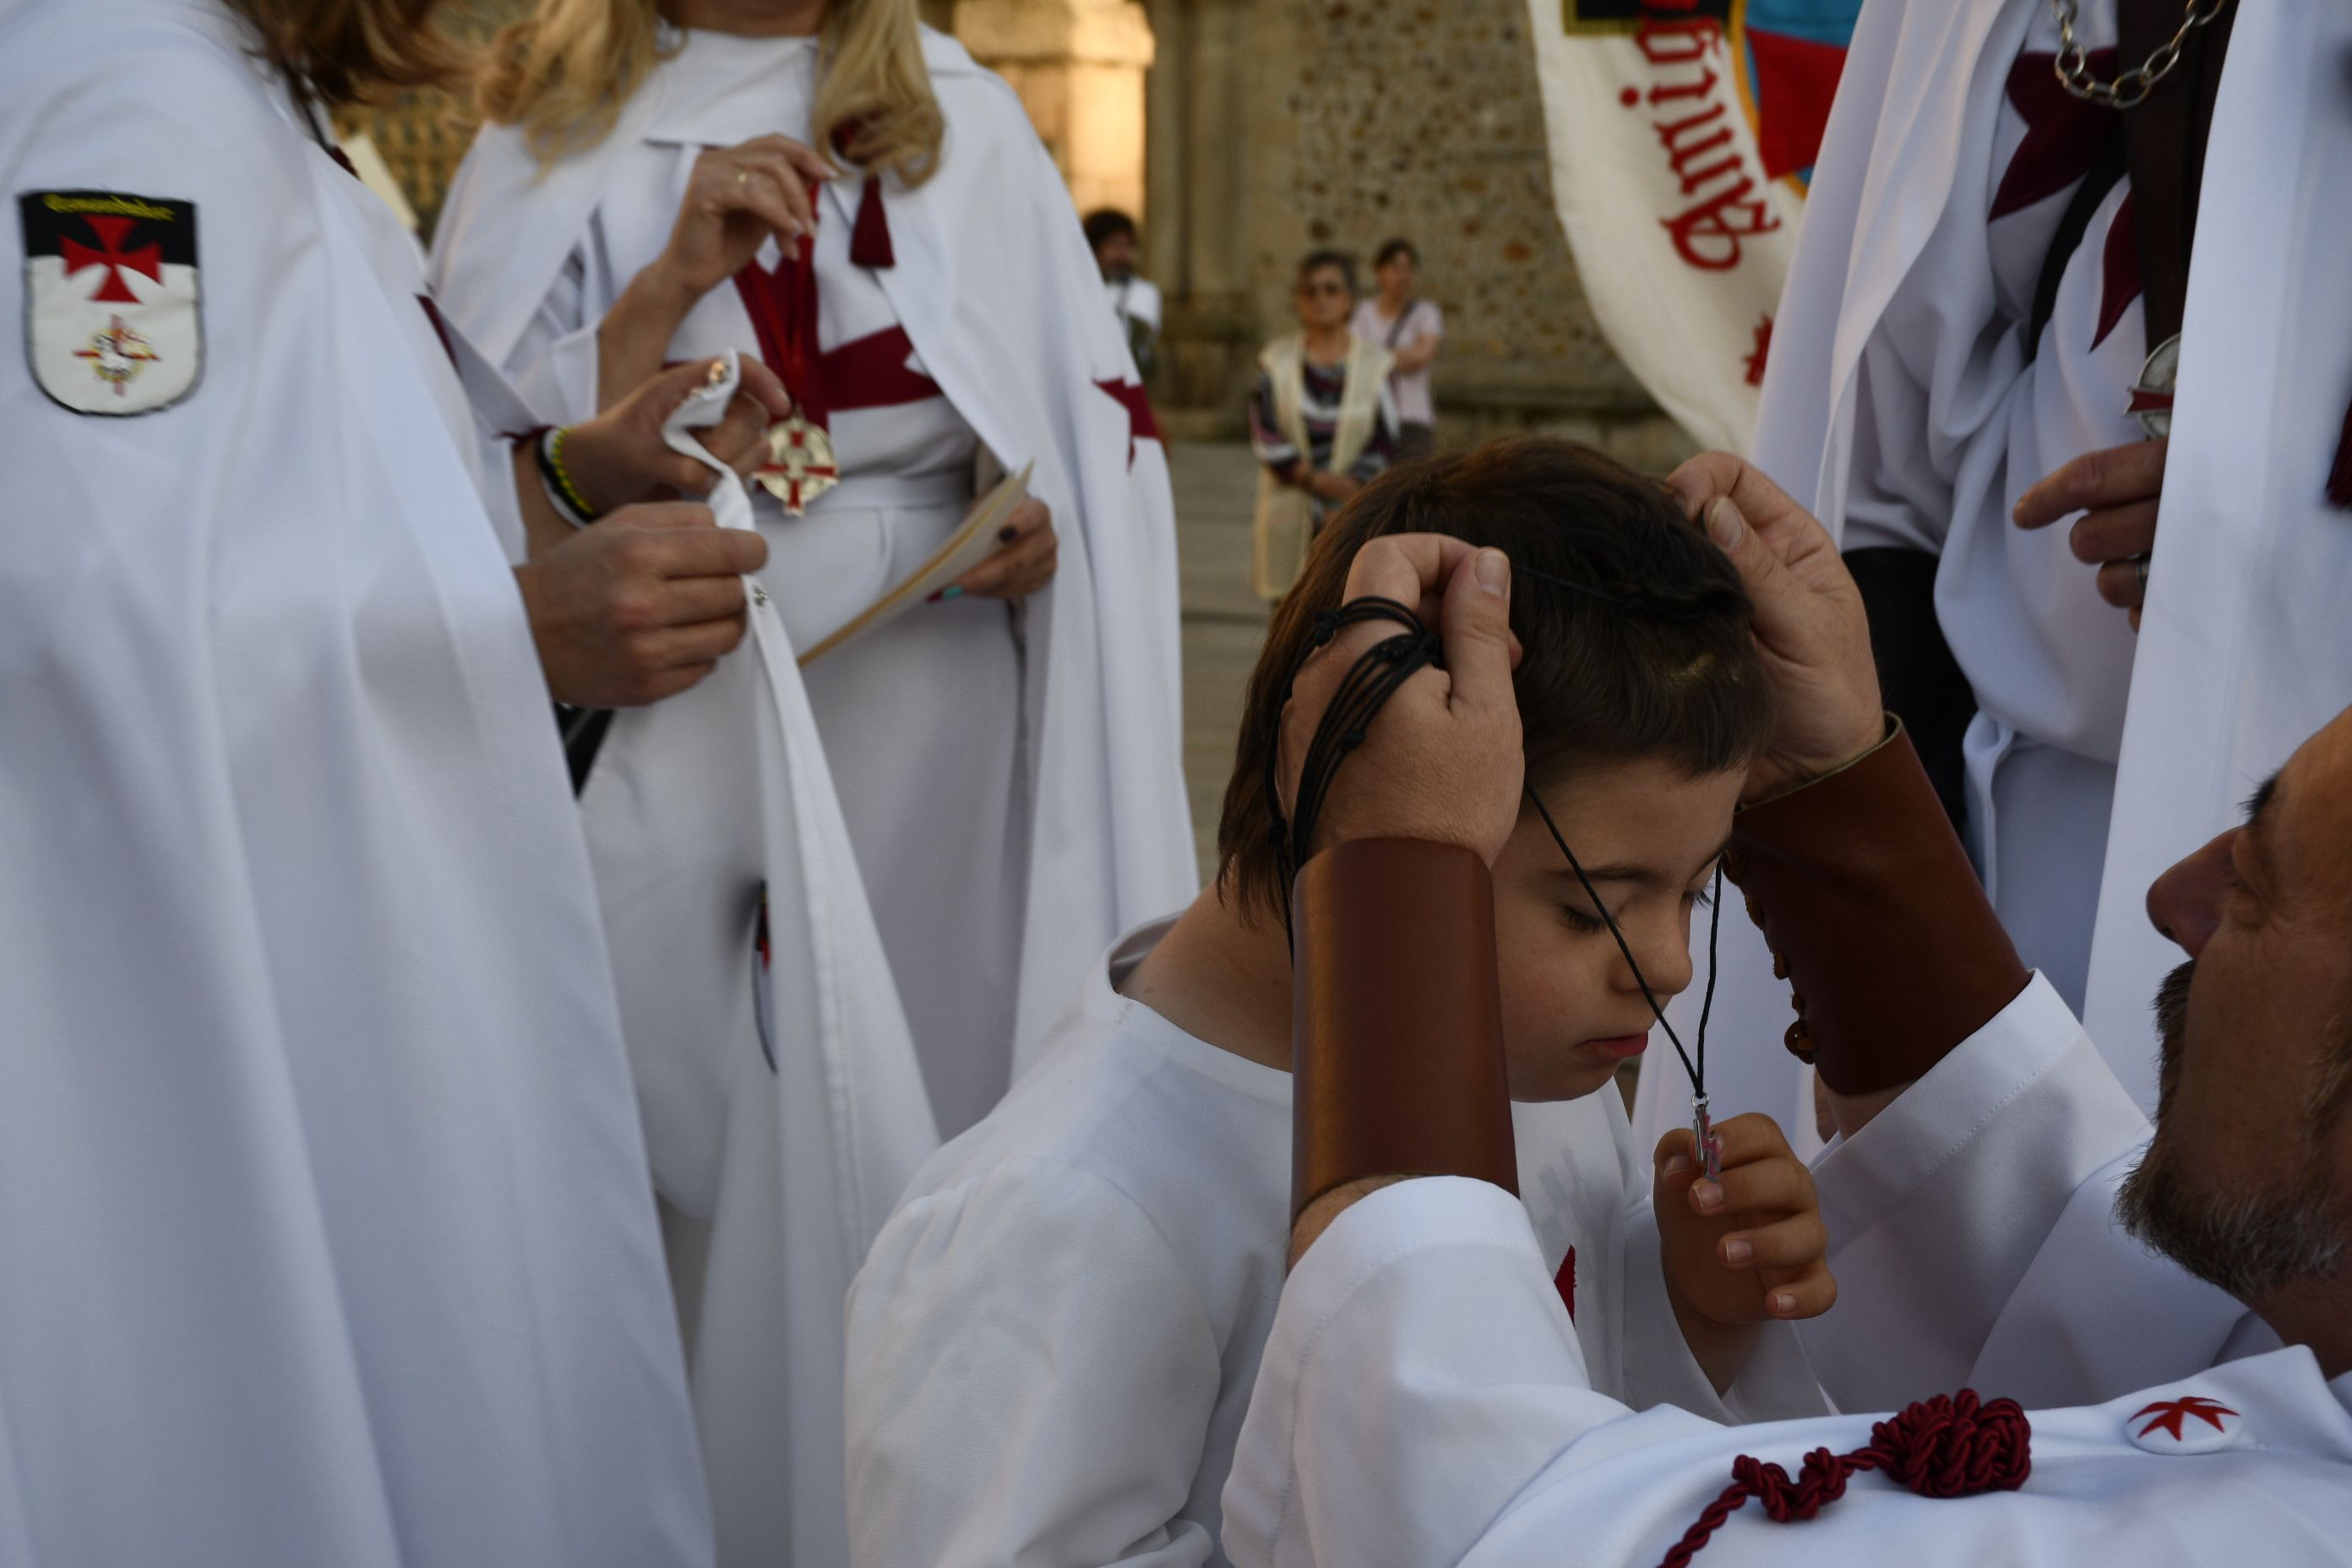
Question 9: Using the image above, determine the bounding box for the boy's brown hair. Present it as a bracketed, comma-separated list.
[1218, 437, 1774, 925]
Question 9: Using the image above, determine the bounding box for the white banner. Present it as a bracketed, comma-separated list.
[1527, 0, 1857, 453]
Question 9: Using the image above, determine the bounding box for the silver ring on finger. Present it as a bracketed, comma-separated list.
[2132, 553, 2151, 594]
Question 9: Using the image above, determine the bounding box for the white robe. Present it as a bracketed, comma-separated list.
[2076, 0, 2352, 1066]
[1224, 1179, 2349, 1568]
[844, 920, 1821, 1568]
[1224, 978, 2304, 1568]
[1639, 0, 2152, 1158]
[429, 25, 1199, 1114]
[0, 3, 709, 1564]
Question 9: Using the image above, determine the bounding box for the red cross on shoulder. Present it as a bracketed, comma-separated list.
[2126, 1393, 2243, 1455]
[1096, 377, 1159, 467]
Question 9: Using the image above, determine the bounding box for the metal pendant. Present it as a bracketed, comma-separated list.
[2128, 332, 2180, 441]
[1692, 1094, 1722, 1182]
[754, 412, 841, 515]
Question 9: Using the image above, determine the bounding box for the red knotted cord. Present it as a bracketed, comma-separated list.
[1656, 1391, 2031, 1568]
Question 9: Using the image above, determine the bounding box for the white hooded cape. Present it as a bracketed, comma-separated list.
[2072, 0, 2352, 1059]
[0, 1, 710, 1563]
[1668, 0, 2352, 1134]
[429, 28, 1199, 1076]
[1638, 0, 2161, 1158]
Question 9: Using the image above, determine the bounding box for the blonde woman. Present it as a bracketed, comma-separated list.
[429, 3, 1195, 1562]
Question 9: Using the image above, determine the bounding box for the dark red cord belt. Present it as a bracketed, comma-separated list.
[1658, 1391, 2032, 1567]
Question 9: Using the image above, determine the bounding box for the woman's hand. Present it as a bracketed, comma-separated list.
[558, 356, 796, 520]
[2012, 436, 2166, 631]
[597, 136, 835, 405]
[651, 135, 835, 301]
[1653, 1113, 1836, 1394]
[949, 496, 1059, 602]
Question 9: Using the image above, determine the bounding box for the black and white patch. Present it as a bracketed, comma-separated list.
[20, 190, 200, 416]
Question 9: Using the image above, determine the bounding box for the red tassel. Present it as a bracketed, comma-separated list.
[825, 118, 894, 270]
[1656, 1391, 2030, 1568]
[850, 173, 894, 270]
[2327, 395, 2352, 509]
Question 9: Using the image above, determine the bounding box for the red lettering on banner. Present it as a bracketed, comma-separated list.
[1654, 105, 1740, 194]
[1620, 6, 1783, 273]
[1636, 19, 1715, 65]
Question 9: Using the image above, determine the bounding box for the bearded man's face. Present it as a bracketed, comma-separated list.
[2121, 712, 2352, 1304]
[2119, 961, 2349, 1294]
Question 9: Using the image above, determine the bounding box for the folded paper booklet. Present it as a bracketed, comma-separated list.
[797, 460, 1034, 667]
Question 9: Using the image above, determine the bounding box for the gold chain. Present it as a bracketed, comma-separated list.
[2052, 0, 2230, 110]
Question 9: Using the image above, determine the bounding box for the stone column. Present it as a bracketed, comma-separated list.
[1141, 0, 1260, 424]
[953, 0, 1156, 221]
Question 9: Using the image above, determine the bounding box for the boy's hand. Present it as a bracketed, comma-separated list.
[1652, 1113, 1835, 1393]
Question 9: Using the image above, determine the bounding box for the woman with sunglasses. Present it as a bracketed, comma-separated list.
[1250, 249, 1401, 600]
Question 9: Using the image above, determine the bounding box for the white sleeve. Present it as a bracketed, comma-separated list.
[846, 1160, 1223, 1568]
[498, 245, 604, 426]
[1800, 974, 2257, 1412]
[1222, 1179, 1717, 1568]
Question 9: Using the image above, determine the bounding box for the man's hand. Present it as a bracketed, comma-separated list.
[515, 502, 769, 707]
[950, 496, 1058, 602]
[1653, 1113, 1835, 1393]
[560, 356, 796, 518]
[2012, 437, 2165, 630]
[1666, 453, 1885, 803]
[1279, 534, 1523, 863]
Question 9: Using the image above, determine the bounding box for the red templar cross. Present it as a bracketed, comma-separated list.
[62, 215, 163, 305]
[2132, 1396, 2238, 1442]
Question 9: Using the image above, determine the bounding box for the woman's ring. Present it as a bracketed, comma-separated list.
[2132, 554, 2151, 594]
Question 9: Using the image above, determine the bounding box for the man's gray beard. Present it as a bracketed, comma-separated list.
[2116, 960, 2348, 1298]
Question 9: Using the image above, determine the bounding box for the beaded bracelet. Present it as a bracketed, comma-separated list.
[535, 426, 603, 527]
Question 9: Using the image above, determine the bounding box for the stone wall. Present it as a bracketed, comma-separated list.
[1145, 0, 1688, 466]
[955, 0, 1154, 220]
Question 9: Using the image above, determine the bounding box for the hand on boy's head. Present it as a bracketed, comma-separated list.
[1282, 533, 1524, 864]
[1652, 1112, 1835, 1329]
[1664, 452, 1886, 803]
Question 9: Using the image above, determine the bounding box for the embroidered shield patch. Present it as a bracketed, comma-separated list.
[20, 190, 199, 416]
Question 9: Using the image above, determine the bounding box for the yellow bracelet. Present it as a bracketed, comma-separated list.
[540, 427, 603, 525]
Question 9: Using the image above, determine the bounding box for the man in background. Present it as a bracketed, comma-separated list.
[1086, 206, 1160, 378]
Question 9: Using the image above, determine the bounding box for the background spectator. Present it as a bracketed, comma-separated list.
[1248, 250, 1397, 599]
[1086, 207, 1161, 378]
[1352, 237, 1444, 459]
